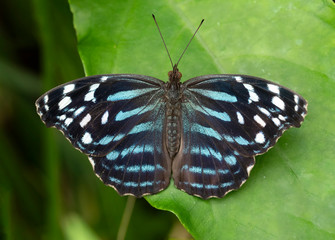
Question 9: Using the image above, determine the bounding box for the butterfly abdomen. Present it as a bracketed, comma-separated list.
[165, 87, 182, 159]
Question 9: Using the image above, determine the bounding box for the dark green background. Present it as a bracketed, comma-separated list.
[1, 0, 335, 239]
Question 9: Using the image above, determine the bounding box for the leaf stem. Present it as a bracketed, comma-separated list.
[117, 197, 136, 240]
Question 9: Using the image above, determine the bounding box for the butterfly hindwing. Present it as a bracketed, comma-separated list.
[173, 98, 255, 198]
[91, 99, 170, 196]
[36, 74, 171, 197]
[172, 75, 307, 198]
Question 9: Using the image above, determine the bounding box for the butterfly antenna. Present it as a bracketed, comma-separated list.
[152, 14, 174, 68]
[176, 19, 204, 67]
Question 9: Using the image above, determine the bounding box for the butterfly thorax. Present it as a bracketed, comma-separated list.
[168, 64, 182, 86]
[165, 65, 183, 159]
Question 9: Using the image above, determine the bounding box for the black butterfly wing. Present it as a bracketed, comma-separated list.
[173, 75, 307, 199]
[36, 74, 171, 197]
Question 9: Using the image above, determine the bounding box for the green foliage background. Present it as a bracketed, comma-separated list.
[1, 0, 335, 239]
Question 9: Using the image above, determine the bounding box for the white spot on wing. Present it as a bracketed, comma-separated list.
[84, 84, 100, 102]
[82, 132, 93, 144]
[235, 76, 243, 82]
[272, 117, 281, 126]
[294, 94, 299, 104]
[64, 118, 73, 126]
[63, 84, 75, 94]
[44, 95, 49, 103]
[90, 83, 100, 91]
[243, 84, 259, 102]
[278, 114, 286, 121]
[250, 92, 259, 102]
[272, 96, 285, 110]
[84, 92, 94, 101]
[59, 114, 66, 121]
[80, 114, 91, 128]
[236, 112, 244, 124]
[74, 106, 86, 117]
[101, 76, 108, 82]
[267, 84, 280, 94]
[101, 111, 109, 125]
[58, 96, 72, 110]
[295, 105, 299, 111]
[258, 106, 271, 117]
[254, 115, 266, 127]
[255, 132, 265, 144]
[243, 83, 253, 91]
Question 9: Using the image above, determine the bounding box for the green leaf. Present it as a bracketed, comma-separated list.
[69, 0, 335, 239]
[62, 214, 100, 240]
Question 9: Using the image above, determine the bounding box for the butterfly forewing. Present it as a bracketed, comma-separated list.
[36, 74, 171, 197]
[184, 75, 307, 154]
[172, 75, 307, 198]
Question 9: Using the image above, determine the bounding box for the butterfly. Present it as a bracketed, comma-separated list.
[35, 15, 307, 199]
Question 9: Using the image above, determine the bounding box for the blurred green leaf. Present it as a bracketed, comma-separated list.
[68, 0, 335, 239]
[0, 58, 40, 95]
[31, 0, 85, 238]
[63, 214, 100, 240]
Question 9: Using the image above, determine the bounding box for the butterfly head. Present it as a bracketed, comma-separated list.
[168, 64, 182, 84]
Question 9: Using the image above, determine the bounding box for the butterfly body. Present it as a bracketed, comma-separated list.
[165, 65, 183, 158]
